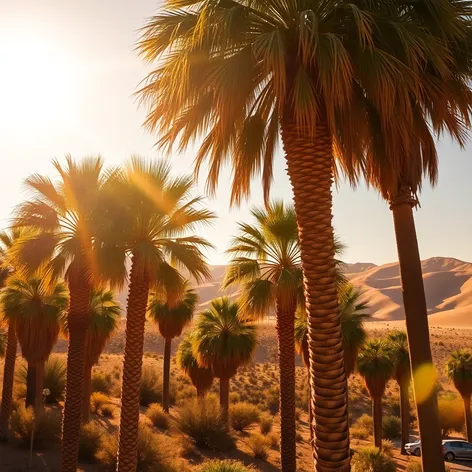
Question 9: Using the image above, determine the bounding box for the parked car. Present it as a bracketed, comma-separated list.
[443, 440, 472, 461]
[405, 440, 421, 456]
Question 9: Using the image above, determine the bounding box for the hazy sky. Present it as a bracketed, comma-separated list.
[1, 0, 471, 266]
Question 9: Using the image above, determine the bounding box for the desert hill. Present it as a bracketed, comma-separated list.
[116, 257, 472, 327]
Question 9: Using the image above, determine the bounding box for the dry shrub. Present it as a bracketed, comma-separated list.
[248, 433, 270, 460]
[259, 414, 273, 435]
[90, 392, 110, 413]
[438, 396, 464, 437]
[405, 464, 422, 472]
[96, 423, 182, 471]
[100, 403, 115, 417]
[177, 397, 235, 451]
[351, 427, 370, 440]
[229, 403, 261, 432]
[10, 405, 61, 447]
[91, 370, 114, 395]
[381, 440, 394, 457]
[267, 432, 279, 450]
[140, 366, 161, 406]
[354, 414, 374, 435]
[199, 460, 259, 471]
[351, 446, 396, 472]
[146, 403, 171, 430]
[79, 422, 104, 462]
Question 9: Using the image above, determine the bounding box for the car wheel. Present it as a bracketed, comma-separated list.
[445, 452, 455, 462]
[414, 448, 421, 457]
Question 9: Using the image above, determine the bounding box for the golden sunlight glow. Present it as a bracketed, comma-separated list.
[0, 33, 75, 129]
[413, 362, 438, 404]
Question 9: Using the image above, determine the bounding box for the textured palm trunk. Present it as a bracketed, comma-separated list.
[219, 376, 230, 427]
[162, 338, 171, 413]
[373, 397, 382, 448]
[275, 297, 297, 472]
[400, 380, 410, 454]
[61, 270, 91, 472]
[0, 325, 17, 440]
[117, 257, 150, 472]
[463, 395, 472, 442]
[390, 194, 445, 472]
[281, 118, 350, 471]
[82, 364, 93, 423]
[26, 364, 37, 408]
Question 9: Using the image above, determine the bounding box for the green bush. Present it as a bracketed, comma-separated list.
[352, 446, 396, 472]
[198, 460, 259, 472]
[382, 416, 401, 439]
[96, 423, 181, 471]
[140, 366, 161, 407]
[177, 397, 235, 451]
[91, 370, 114, 395]
[229, 403, 261, 432]
[79, 422, 104, 462]
[146, 403, 171, 430]
[354, 414, 374, 435]
[259, 414, 273, 435]
[248, 433, 270, 460]
[90, 392, 110, 413]
[10, 405, 61, 447]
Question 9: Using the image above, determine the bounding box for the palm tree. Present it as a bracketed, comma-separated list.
[82, 289, 121, 423]
[387, 331, 411, 454]
[97, 158, 214, 472]
[192, 298, 257, 425]
[12, 156, 110, 472]
[223, 201, 301, 470]
[447, 350, 472, 442]
[135, 4, 468, 469]
[148, 282, 197, 412]
[177, 332, 214, 398]
[357, 339, 395, 448]
[0, 228, 24, 440]
[2, 276, 68, 411]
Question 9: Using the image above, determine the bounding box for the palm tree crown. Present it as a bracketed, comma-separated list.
[387, 330, 411, 384]
[447, 350, 472, 398]
[193, 297, 257, 378]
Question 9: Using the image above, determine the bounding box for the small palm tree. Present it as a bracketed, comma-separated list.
[12, 156, 110, 471]
[148, 282, 197, 412]
[192, 298, 257, 425]
[2, 276, 68, 411]
[387, 331, 411, 454]
[357, 339, 394, 448]
[447, 350, 472, 442]
[177, 333, 213, 398]
[97, 158, 214, 472]
[83, 289, 121, 422]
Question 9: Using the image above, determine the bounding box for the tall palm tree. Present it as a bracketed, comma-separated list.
[387, 331, 411, 454]
[192, 298, 257, 425]
[135, 4, 467, 469]
[82, 289, 121, 422]
[177, 332, 214, 398]
[0, 228, 25, 440]
[148, 282, 197, 412]
[357, 339, 394, 448]
[98, 158, 214, 472]
[223, 201, 301, 471]
[447, 350, 472, 442]
[2, 276, 68, 411]
[11, 156, 110, 471]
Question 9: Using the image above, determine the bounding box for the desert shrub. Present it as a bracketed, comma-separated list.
[354, 414, 374, 435]
[96, 423, 181, 471]
[267, 432, 279, 450]
[177, 397, 235, 451]
[140, 366, 161, 406]
[198, 460, 259, 472]
[146, 403, 171, 430]
[229, 392, 240, 403]
[91, 392, 110, 413]
[43, 356, 67, 402]
[381, 440, 394, 457]
[248, 433, 270, 460]
[10, 405, 61, 447]
[79, 422, 104, 462]
[438, 396, 464, 437]
[229, 403, 261, 432]
[265, 387, 279, 414]
[91, 370, 114, 395]
[382, 416, 401, 439]
[351, 446, 396, 472]
[100, 403, 115, 417]
[405, 464, 422, 472]
[259, 414, 273, 435]
[351, 427, 370, 440]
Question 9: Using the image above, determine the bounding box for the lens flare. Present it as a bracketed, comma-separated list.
[413, 362, 437, 404]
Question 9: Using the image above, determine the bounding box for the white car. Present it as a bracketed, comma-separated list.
[405, 440, 421, 456]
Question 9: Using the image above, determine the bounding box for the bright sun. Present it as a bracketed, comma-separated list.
[0, 34, 75, 129]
